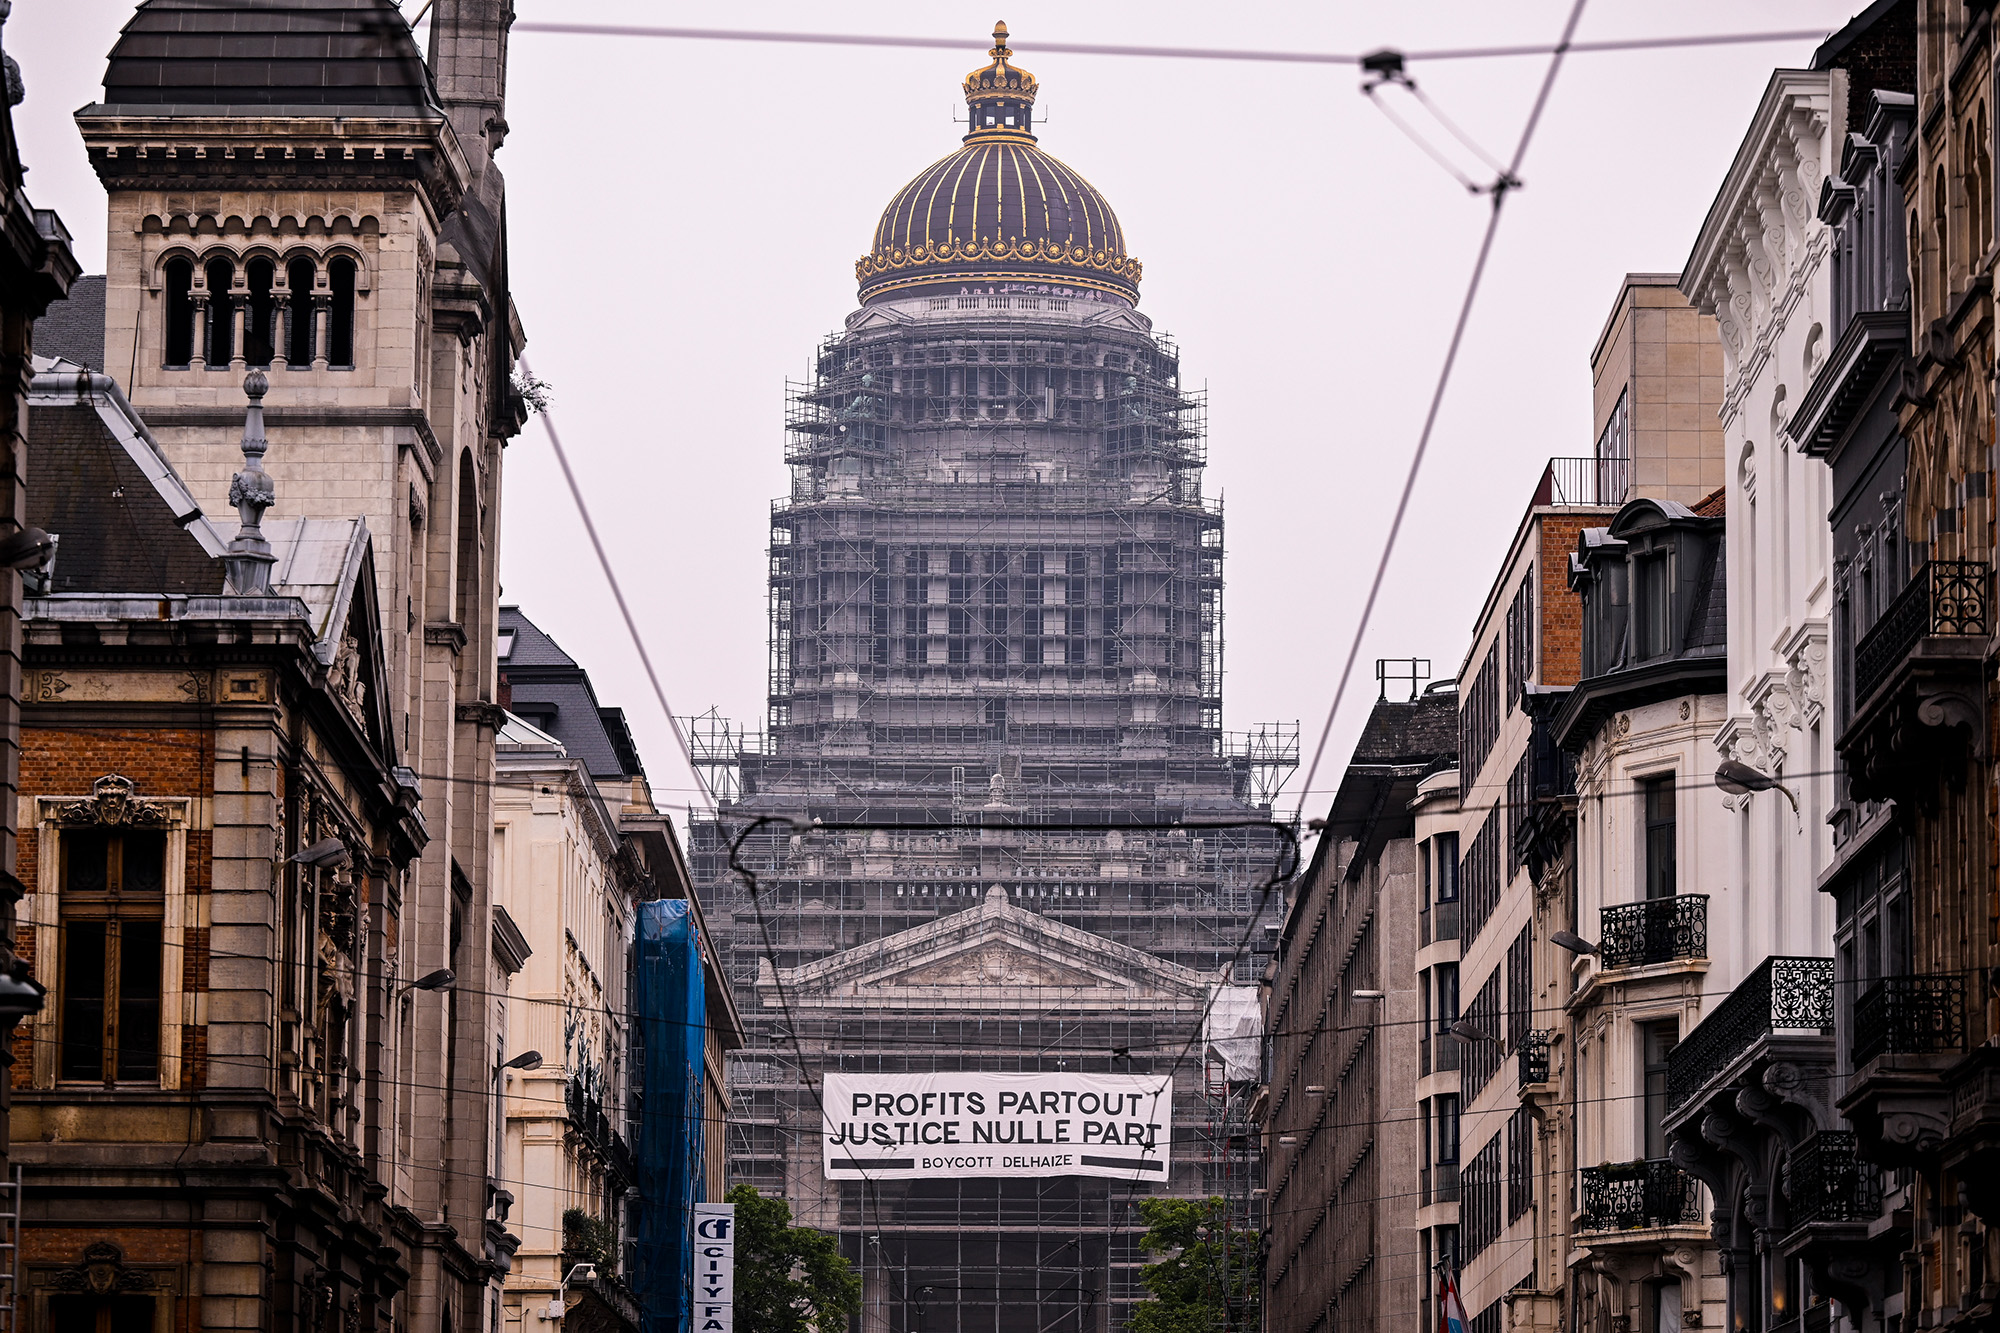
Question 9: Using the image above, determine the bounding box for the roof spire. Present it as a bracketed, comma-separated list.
[962, 18, 1037, 143]
[223, 370, 276, 595]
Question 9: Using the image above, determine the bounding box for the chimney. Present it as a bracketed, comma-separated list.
[426, 0, 514, 178]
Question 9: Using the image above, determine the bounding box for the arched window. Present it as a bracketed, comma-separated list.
[286, 257, 316, 366]
[1974, 105, 1993, 258]
[328, 257, 357, 368]
[455, 451, 479, 626]
[204, 257, 235, 365]
[244, 258, 275, 368]
[1910, 209, 1922, 320]
[163, 258, 194, 367]
[1933, 165, 1949, 310]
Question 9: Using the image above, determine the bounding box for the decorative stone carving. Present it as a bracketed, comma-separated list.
[56, 775, 172, 828]
[327, 625, 368, 719]
[47, 1241, 154, 1294]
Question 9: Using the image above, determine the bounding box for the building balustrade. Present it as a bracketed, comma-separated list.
[1666, 956, 1833, 1112]
[1851, 975, 1967, 1067]
[1598, 894, 1708, 969]
[1851, 559, 1991, 705]
[1518, 1030, 1552, 1087]
[1421, 1162, 1460, 1207]
[1577, 1159, 1703, 1233]
[1784, 1131, 1879, 1228]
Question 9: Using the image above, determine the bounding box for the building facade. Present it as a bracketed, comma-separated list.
[1828, 2, 2000, 1331]
[14, 365, 429, 1331]
[1554, 493, 1730, 1333]
[688, 27, 1294, 1333]
[1664, 14, 1914, 1333]
[27, 1, 529, 1327]
[1261, 675, 1455, 1333]
[0, 9, 78, 1311]
[492, 607, 746, 1331]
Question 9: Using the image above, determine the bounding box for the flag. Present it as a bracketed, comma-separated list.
[1438, 1268, 1468, 1333]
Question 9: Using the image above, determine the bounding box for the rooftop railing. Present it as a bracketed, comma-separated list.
[1534, 455, 1632, 508]
[1666, 956, 1833, 1112]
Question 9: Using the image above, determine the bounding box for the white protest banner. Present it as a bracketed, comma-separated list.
[694, 1202, 735, 1333]
[823, 1072, 1172, 1182]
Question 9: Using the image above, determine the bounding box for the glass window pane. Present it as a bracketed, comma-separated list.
[64, 830, 112, 894]
[116, 919, 163, 1081]
[61, 921, 108, 1081]
[120, 833, 167, 896]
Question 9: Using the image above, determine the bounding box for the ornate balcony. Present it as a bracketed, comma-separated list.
[1838, 976, 1969, 1172]
[1840, 559, 1991, 803]
[1518, 1030, 1552, 1088]
[1784, 1131, 1879, 1227]
[1666, 956, 1832, 1117]
[1598, 895, 1707, 970]
[1577, 1159, 1703, 1233]
[1851, 975, 1966, 1067]
[1852, 560, 1990, 703]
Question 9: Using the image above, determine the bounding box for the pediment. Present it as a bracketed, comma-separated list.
[760, 884, 1213, 1013]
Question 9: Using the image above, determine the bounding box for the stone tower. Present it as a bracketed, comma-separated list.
[693, 26, 1295, 1333]
[75, 1, 522, 1327]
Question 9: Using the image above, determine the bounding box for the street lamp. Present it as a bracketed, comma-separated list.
[1715, 760, 1799, 811]
[1551, 931, 1599, 956]
[399, 967, 455, 996]
[540, 1263, 597, 1322]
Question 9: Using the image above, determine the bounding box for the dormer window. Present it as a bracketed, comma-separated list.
[1635, 551, 1670, 659]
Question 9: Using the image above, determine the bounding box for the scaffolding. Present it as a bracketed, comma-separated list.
[691, 294, 1292, 1333]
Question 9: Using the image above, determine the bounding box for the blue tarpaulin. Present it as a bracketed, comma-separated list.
[634, 899, 707, 1333]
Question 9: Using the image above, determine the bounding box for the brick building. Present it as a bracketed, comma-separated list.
[13, 365, 428, 1330]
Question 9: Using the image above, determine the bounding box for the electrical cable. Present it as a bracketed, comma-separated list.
[1297, 0, 1588, 811]
[524, 361, 716, 814]
[502, 20, 1835, 69]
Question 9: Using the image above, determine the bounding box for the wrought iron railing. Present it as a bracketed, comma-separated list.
[1534, 455, 1632, 508]
[1518, 1030, 1553, 1086]
[1851, 974, 1967, 1067]
[1577, 1159, 1703, 1232]
[1429, 1033, 1460, 1074]
[1785, 1131, 1880, 1227]
[1851, 559, 1992, 704]
[1666, 956, 1833, 1111]
[1598, 895, 1708, 969]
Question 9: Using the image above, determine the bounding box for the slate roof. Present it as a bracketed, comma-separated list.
[498, 606, 645, 781]
[97, 0, 440, 116]
[34, 275, 105, 371]
[26, 402, 223, 596]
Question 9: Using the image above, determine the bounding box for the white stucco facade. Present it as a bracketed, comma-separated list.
[1681, 68, 1842, 981]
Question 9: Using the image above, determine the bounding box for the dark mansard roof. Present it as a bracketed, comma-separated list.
[98, 0, 440, 116]
[498, 606, 646, 781]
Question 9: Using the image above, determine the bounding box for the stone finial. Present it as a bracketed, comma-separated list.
[223, 370, 276, 595]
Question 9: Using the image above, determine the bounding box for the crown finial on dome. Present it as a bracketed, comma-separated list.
[963, 18, 1037, 143]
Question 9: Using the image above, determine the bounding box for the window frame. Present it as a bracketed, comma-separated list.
[30, 784, 192, 1092]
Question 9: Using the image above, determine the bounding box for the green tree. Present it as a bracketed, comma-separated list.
[727, 1184, 862, 1333]
[1127, 1197, 1260, 1333]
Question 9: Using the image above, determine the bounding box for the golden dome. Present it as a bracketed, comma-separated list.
[855, 22, 1142, 306]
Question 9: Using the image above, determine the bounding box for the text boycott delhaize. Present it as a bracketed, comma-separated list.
[822, 1072, 1172, 1182]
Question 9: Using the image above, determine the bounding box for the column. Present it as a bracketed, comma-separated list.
[192, 295, 210, 372]
[312, 295, 330, 370]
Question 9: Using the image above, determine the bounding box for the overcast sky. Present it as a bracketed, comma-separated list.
[10, 1, 1863, 817]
